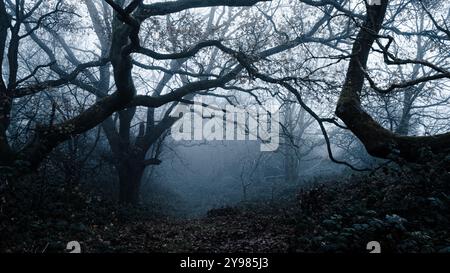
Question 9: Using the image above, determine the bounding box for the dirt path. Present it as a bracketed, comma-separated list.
[82, 212, 295, 253]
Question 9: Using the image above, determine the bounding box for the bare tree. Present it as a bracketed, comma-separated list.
[0, 0, 272, 178]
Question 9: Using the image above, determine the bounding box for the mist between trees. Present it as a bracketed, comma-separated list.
[0, 0, 450, 211]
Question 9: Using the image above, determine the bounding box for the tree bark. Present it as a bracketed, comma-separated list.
[0, 0, 13, 166]
[335, 0, 450, 163]
[117, 156, 145, 205]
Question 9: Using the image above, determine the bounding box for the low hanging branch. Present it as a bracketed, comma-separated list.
[335, 0, 450, 163]
[253, 74, 370, 172]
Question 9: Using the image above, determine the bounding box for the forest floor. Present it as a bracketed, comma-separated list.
[1, 160, 450, 253]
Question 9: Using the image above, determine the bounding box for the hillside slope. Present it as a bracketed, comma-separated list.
[1, 161, 449, 253]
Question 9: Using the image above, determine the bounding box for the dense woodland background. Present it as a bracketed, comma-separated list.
[0, 0, 450, 253]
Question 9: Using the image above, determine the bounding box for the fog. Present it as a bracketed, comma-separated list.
[142, 137, 347, 217]
[1, 0, 450, 254]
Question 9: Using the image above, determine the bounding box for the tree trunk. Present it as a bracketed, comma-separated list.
[335, 1, 450, 163]
[284, 151, 298, 183]
[395, 88, 413, 136]
[117, 158, 145, 205]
